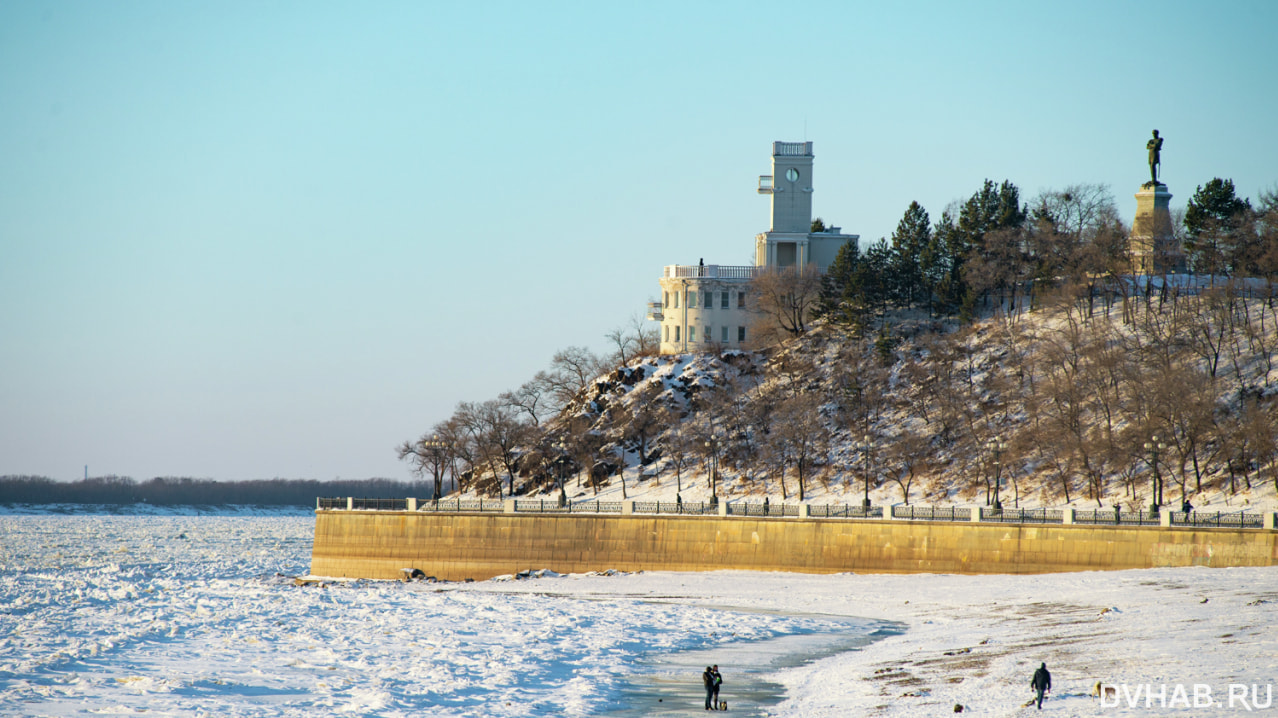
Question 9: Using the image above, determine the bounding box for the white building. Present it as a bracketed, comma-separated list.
[648, 141, 859, 354]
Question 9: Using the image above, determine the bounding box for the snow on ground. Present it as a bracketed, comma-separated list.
[2, 513, 1276, 716]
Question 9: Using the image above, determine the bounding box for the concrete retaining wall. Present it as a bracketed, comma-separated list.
[310, 511, 1278, 581]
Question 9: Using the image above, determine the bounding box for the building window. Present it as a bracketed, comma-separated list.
[674, 325, 680, 342]
[674, 292, 679, 308]
[664, 325, 669, 342]
[721, 326, 728, 342]
[738, 326, 746, 342]
[721, 291, 729, 309]
[663, 291, 668, 308]
[737, 291, 746, 308]
[705, 326, 711, 343]
[688, 291, 697, 309]
[689, 326, 696, 342]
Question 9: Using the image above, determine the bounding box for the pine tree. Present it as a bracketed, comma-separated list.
[1184, 178, 1253, 276]
[816, 240, 867, 333]
[889, 201, 931, 308]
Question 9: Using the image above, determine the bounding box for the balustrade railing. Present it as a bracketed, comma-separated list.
[663, 265, 762, 280]
[315, 498, 1273, 530]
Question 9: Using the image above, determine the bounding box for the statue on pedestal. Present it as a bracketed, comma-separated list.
[1145, 130, 1164, 188]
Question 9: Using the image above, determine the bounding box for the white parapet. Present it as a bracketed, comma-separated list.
[798, 504, 810, 519]
[504, 499, 516, 514]
[972, 507, 983, 522]
[622, 500, 634, 516]
[407, 497, 417, 512]
[1062, 508, 1075, 525]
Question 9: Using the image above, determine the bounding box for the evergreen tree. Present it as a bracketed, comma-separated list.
[862, 238, 894, 318]
[1184, 178, 1253, 276]
[956, 180, 1027, 312]
[816, 240, 868, 333]
[922, 210, 961, 314]
[889, 201, 931, 308]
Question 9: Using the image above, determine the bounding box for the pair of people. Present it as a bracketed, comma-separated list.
[702, 664, 722, 710]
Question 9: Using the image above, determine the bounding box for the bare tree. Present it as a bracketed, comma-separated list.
[499, 376, 556, 427]
[748, 264, 824, 344]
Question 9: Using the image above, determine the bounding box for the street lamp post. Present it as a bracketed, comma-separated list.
[422, 436, 447, 504]
[856, 435, 873, 509]
[704, 438, 718, 504]
[554, 441, 568, 507]
[1143, 435, 1167, 514]
[986, 438, 1006, 511]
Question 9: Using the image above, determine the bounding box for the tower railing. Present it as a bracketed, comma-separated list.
[772, 141, 813, 156]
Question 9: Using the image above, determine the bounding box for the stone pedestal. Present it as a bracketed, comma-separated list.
[1131, 184, 1180, 274]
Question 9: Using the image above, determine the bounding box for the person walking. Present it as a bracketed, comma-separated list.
[1031, 662, 1052, 709]
[711, 664, 723, 709]
[703, 666, 715, 710]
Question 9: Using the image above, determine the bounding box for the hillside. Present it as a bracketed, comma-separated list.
[480, 280, 1278, 515]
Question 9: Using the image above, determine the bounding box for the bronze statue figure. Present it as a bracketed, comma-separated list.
[1146, 130, 1164, 187]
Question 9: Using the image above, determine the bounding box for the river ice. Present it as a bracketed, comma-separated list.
[2, 513, 1276, 716]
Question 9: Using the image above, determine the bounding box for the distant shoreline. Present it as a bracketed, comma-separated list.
[0, 503, 315, 516]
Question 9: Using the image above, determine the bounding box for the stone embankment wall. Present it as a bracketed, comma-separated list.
[310, 510, 1278, 581]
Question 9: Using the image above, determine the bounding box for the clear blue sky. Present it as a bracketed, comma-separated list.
[3, 1, 1276, 482]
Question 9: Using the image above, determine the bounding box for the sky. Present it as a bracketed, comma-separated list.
[2, 1, 1277, 482]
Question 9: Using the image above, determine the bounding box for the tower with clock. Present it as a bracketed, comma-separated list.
[646, 141, 859, 354]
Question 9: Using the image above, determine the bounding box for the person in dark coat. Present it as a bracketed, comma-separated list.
[711, 664, 723, 708]
[1031, 662, 1052, 709]
[703, 666, 715, 710]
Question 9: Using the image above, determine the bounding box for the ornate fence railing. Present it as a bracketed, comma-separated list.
[807, 504, 883, 519]
[1170, 511, 1263, 529]
[1073, 509, 1161, 526]
[980, 508, 1065, 524]
[315, 498, 1275, 530]
[891, 505, 972, 522]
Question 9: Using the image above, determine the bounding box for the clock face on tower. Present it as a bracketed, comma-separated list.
[785, 168, 799, 182]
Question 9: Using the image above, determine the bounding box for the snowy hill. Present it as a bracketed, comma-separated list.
[446, 285, 1278, 515]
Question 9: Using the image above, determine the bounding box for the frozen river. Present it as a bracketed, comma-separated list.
[3, 512, 1276, 716]
[0, 514, 887, 716]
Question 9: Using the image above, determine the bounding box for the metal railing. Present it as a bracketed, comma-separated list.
[1171, 511, 1263, 529]
[634, 500, 716, 515]
[808, 504, 883, 519]
[892, 505, 972, 522]
[316, 498, 1273, 530]
[351, 497, 408, 511]
[726, 502, 797, 517]
[419, 498, 503, 513]
[981, 508, 1064, 524]
[1073, 509, 1161, 526]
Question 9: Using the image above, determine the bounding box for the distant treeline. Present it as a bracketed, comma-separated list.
[0, 475, 434, 507]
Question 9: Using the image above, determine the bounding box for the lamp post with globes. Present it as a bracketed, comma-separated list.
[1143, 435, 1167, 514]
[986, 438, 1006, 511]
[704, 437, 719, 505]
[554, 441, 568, 507]
[856, 435, 874, 509]
[422, 436, 448, 504]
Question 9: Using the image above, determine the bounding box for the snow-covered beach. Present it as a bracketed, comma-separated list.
[2, 513, 1275, 716]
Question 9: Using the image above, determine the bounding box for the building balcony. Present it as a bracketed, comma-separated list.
[646, 302, 663, 321]
[663, 265, 761, 280]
